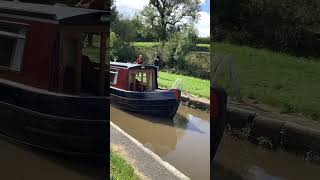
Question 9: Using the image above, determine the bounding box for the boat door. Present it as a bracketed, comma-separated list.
[128, 69, 156, 92]
[57, 27, 108, 96]
[59, 32, 82, 94]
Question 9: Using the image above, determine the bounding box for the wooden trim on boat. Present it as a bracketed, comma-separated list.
[75, 39, 82, 95]
[99, 32, 107, 95]
[58, 31, 64, 92]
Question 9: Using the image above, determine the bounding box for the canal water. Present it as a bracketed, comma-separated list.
[0, 136, 106, 180]
[111, 105, 211, 180]
[214, 135, 320, 180]
[112, 104, 320, 180]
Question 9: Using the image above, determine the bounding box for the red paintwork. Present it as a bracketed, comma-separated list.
[0, 16, 58, 90]
[211, 89, 218, 118]
[171, 89, 181, 100]
[111, 67, 129, 90]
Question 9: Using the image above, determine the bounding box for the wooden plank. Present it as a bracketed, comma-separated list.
[141, 72, 143, 91]
[146, 71, 150, 91]
[133, 73, 136, 91]
[58, 32, 64, 92]
[99, 32, 107, 95]
[105, 27, 110, 95]
[74, 39, 82, 94]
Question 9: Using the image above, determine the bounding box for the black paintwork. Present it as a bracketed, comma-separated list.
[0, 1, 109, 25]
[0, 78, 108, 158]
[110, 87, 180, 119]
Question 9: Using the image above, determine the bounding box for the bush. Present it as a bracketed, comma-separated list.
[184, 52, 210, 79]
[161, 26, 198, 70]
[196, 37, 210, 44]
[110, 32, 137, 62]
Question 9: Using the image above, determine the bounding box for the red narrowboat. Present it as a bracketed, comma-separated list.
[0, 2, 109, 158]
[211, 84, 227, 160]
[110, 62, 181, 118]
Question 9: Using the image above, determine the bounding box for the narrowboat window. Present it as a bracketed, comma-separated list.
[110, 69, 118, 85]
[81, 34, 102, 63]
[129, 70, 155, 92]
[0, 23, 26, 72]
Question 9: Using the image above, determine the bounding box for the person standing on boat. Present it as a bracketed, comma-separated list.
[75, 0, 105, 47]
[134, 55, 143, 64]
[153, 55, 161, 70]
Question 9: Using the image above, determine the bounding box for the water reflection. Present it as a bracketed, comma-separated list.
[215, 135, 320, 180]
[111, 107, 178, 156]
[212, 161, 244, 180]
[0, 135, 105, 180]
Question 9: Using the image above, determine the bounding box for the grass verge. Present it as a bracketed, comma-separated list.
[158, 71, 210, 99]
[110, 149, 140, 180]
[212, 42, 320, 120]
[131, 41, 209, 49]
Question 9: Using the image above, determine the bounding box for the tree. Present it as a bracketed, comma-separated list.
[112, 18, 137, 42]
[139, 0, 201, 41]
[161, 25, 198, 68]
[110, 0, 119, 25]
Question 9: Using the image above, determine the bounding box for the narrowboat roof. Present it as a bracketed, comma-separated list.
[0, 1, 110, 25]
[110, 62, 156, 70]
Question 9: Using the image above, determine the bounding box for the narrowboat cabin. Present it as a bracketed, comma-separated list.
[0, 2, 109, 158]
[211, 84, 227, 160]
[110, 62, 181, 118]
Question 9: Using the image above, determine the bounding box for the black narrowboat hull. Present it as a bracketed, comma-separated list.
[0, 79, 108, 159]
[110, 87, 180, 118]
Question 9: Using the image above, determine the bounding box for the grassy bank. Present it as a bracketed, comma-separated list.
[158, 71, 210, 99]
[212, 42, 320, 120]
[131, 41, 209, 49]
[110, 149, 140, 180]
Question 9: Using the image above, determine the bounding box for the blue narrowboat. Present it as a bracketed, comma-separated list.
[110, 62, 181, 118]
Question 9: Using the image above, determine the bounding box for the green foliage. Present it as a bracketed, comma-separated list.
[184, 52, 210, 79]
[196, 37, 210, 44]
[127, 27, 210, 80]
[132, 13, 160, 41]
[112, 18, 137, 42]
[213, 0, 320, 57]
[110, 149, 140, 180]
[161, 26, 198, 69]
[110, 17, 141, 62]
[139, 0, 201, 40]
[213, 42, 320, 120]
[110, 32, 137, 62]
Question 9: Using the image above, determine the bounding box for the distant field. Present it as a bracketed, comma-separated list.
[213, 42, 320, 120]
[110, 149, 140, 180]
[197, 44, 210, 47]
[131, 42, 159, 47]
[158, 71, 210, 99]
[131, 42, 210, 49]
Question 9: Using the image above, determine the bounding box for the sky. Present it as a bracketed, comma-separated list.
[115, 0, 210, 37]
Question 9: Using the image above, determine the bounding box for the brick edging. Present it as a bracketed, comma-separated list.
[227, 105, 320, 155]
